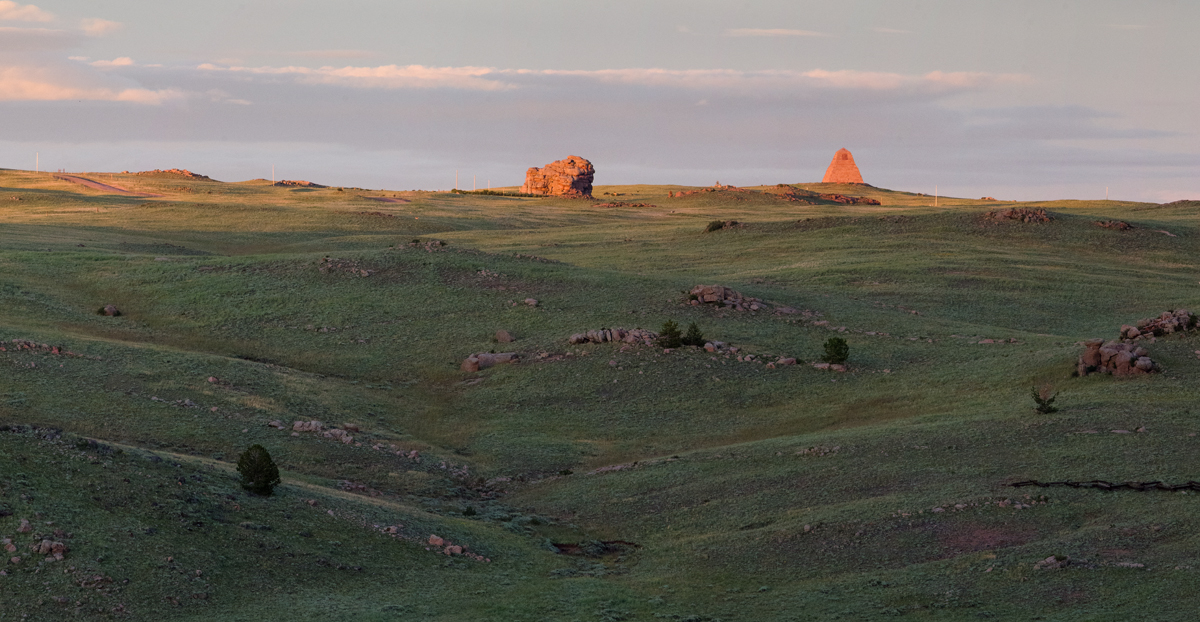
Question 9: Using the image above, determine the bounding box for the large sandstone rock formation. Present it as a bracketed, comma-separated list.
[520, 156, 594, 197]
[1077, 339, 1158, 377]
[821, 148, 864, 184]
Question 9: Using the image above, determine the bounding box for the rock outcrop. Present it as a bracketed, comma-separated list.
[1120, 309, 1197, 341]
[1077, 339, 1159, 377]
[520, 156, 594, 197]
[821, 148, 865, 184]
[568, 328, 658, 345]
[985, 208, 1051, 223]
[460, 352, 518, 372]
[689, 285, 767, 312]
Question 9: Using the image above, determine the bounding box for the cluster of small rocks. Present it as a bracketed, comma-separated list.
[317, 257, 374, 277]
[98, 304, 121, 316]
[461, 352, 518, 372]
[1077, 339, 1159, 377]
[568, 328, 658, 345]
[985, 207, 1052, 223]
[593, 202, 655, 208]
[409, 239, 448, 252]
[273, 179, 326, 187]
[281, 420, 358, 444]
[689, 285, 768, 312]
[426, 534, 488, 562]
[1095, 220, 1134, 231]
[1120, 309, 1197, 341]
[4, 521, 69, 566]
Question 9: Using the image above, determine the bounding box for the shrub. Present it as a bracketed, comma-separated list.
[705, 220, 725, 233]
[822, 337, 849, 364]
[681, 322, 706, 347]
[237, 444, 280, 496]
[658, 320, 683, 348]
[1031, 386, 1058, 414]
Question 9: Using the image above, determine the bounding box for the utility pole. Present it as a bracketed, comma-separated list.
[473, 175, 476, 192]
[272, 165, 275, 185]
[36, 152, 38, 173]
[1106, 187, 1109, 200]
[934, 185, 938, 207]
[455, 170, 458, 191]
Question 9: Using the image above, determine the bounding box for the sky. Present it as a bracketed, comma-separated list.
[0, 0, 1196, 201]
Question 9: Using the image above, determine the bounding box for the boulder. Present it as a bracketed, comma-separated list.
[462, 352, 518, 371]
[100, 304, 121, 317]
[495, 330, 515, 343]
[519, 156, 594, 197]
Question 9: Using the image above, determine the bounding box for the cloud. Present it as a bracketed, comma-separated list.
[190, 63, 1031, 98]
[0, 65, 182, 103]
[81, 18, 122, 36]
[871, 27, 911, 34]
[89, 57, 134, 68]
[1108, 24, 1148, 30]
[197, 63, 511, 90]
[0, 1, 52, 22]
[725, 28, 829, 37]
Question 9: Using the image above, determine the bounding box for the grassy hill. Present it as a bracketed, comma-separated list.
[2, 169, 1199, 620]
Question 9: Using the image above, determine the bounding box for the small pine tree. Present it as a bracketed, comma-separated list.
[237, 444, 280, 496]
[1031, 386, 1058, 414]
[658, 320, 683, 348]
[681, 322, 706, 347]
[822, 337, 849, 364]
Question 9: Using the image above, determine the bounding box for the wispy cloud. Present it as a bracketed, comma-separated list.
[0, 1, 52, 22]
[0, 26, 81, 50]
[197, 63, 510, 90]
[192, 63, 1030, 95]
[871, 27, 911, 34]
[81, 18, 122, 36]
[725, 28, 829, 37]
[89, 57, 134, 68]
[286, 49, 377, 59]
[0, 65, 181, 103]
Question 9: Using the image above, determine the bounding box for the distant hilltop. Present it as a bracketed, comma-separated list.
[123, 168, 215, 181]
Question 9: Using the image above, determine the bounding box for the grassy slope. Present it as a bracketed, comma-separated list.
[2, 170, 1200, 620]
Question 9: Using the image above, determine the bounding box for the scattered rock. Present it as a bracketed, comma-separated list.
[266, 420, 286, 430]
[1033, 555, 1069, 570]
[495, 330, 515, 343]
[293, 420, 324, 433]
[1095, 220, 1134, 231]
[985, 208, 1052, 223]
[428, 535, 444, 547]
[317, 256, 373, 277]
[519, 156, 594, 197]
[461, 352, 518, 371]
[524, 298, 538, 307]
[689, 285, 767, 312]
[98, 304, 121, 317]
[17, 519, 32, 533]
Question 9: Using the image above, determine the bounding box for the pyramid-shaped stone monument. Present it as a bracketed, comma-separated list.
[821, 148, 864, 184]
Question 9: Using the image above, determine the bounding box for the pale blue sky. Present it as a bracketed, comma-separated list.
[1, 0, 1196, 200]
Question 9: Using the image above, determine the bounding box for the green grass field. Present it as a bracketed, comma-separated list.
[2, 168, 1199, 620]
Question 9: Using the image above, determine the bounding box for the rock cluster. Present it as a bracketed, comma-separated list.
[821, 148, 865, 184]
[1095, 220, 1133, 231]
[99, 304, 121, 316]
[568, 328, 658, 345]
[520, 156, 594, 197]
[1077, 339, 1159, 377]
[273, 180, 326, 188]
[289, 420, 356, 444]
[317, 257, 374, 277]
[1120, 309, 1197, 341]
[461, 352, 518, 372]
[818, 193, 881, 205]
[30, 539, 68, 562]
[689, 285, 767, 312]
[985, 208, 1052, 223]
[592, 201, 655, 208]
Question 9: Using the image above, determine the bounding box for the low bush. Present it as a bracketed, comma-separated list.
[237, 444, 281, 496]
[822, 337, 849, 364]
[1031, 386, 1058, 414]
[658, 320, 683, 348]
